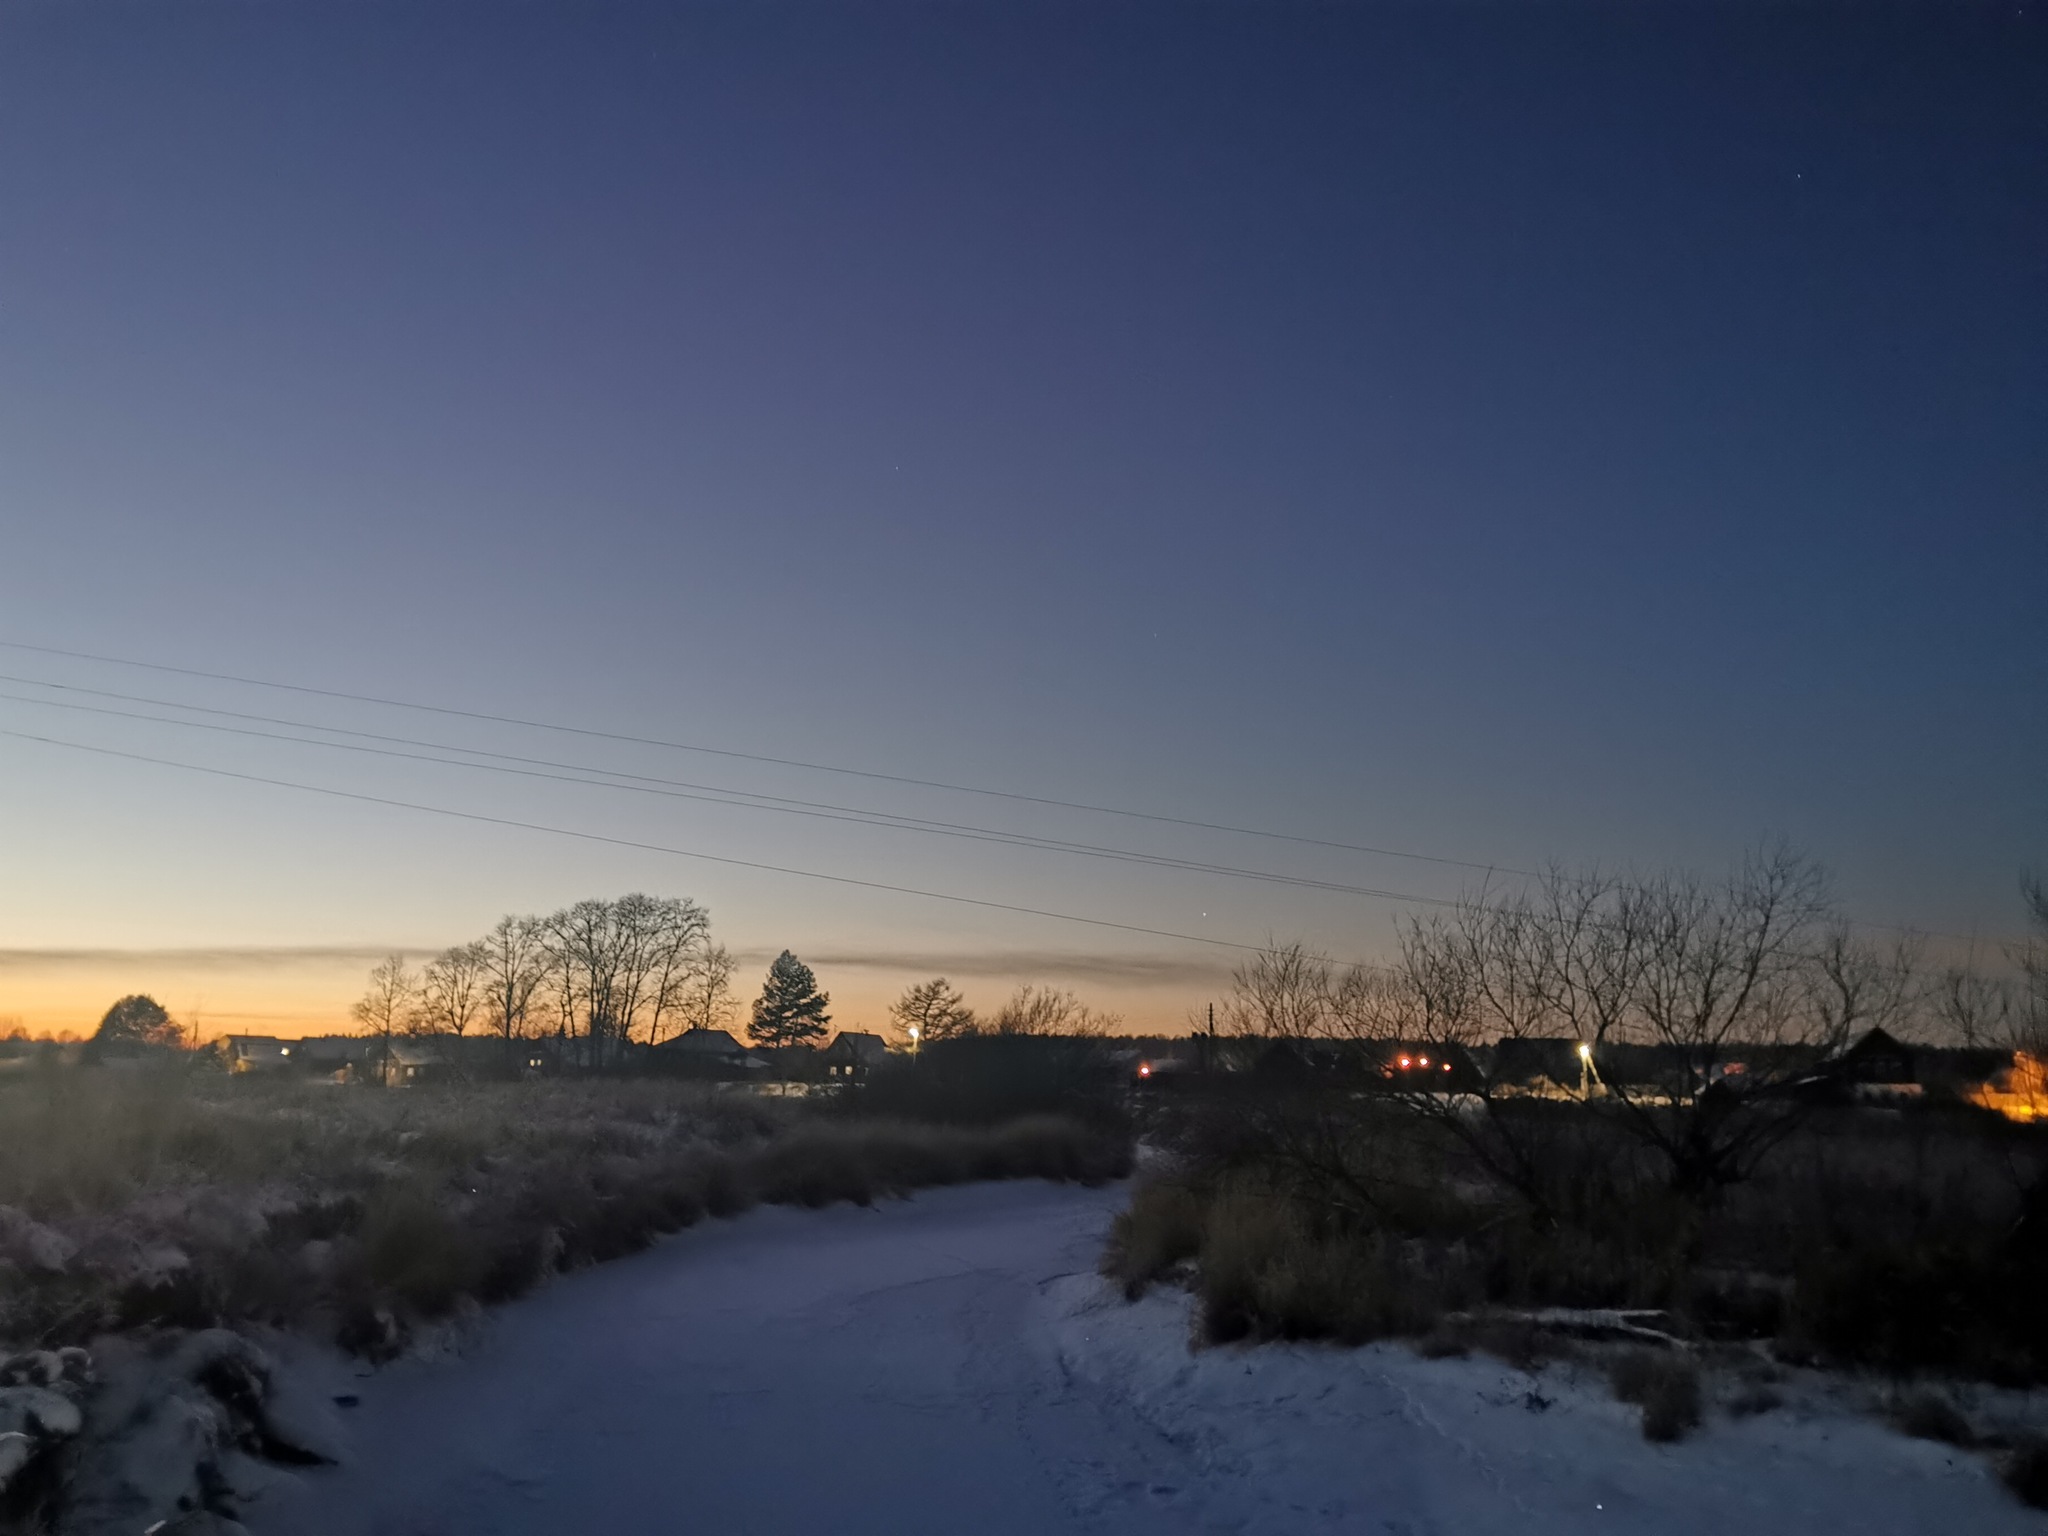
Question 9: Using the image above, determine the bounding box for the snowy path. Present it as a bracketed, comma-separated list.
[252, 1182, 1200, 1536]
[249, 1181, 2035, 1535]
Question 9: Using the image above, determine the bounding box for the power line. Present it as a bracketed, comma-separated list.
[0, 723, 1307, 960]
[0, 637, 1522, 877]
[0, 642, 1995, 945]
[0, 686, 1467, 907]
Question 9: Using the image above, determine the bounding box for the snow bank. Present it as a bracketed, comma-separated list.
[1044, 1273, 2040, 1534]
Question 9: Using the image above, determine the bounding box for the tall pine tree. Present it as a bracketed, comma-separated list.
[748, 950, 831, 1048]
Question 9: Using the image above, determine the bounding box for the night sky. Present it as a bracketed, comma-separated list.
[0, 1, 2041, 1035]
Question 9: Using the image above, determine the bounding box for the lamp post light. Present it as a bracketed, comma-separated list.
[908, 1023, 921, 1059]
[1576, 1041, 1594, 1100]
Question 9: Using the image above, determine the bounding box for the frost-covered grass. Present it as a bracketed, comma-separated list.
[0, 1068, 1129, 1353]
[1115, 1092, 2048, 1391]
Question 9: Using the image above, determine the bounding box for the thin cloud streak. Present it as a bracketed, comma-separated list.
[0, 946, 434, 972]
[735, 948, 1240, 988]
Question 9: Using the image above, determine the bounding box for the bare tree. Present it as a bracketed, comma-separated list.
[1325, 914, 1587, 1220]
[2016, 874, 2048, 1049]
[669, 941, 737, 1038]
[887, 977, 976, 1049]
[1589, 846, 1834, 1197]
[1806, 924, 1919, 1045]
[1931, 962, 2015, 1048]
[645, 903, 718, 1045]
[351, 954, 418, 1060]
[988, 984, 1118, 1037]
[478, 914, 547, 1049]
[538, 918, 583, 1046]
[541, 895, 712, 1062]
[1227, 849, 1854, 1212]
[1218, 944, 1333, 1040]
[416, 942, 489, 1038]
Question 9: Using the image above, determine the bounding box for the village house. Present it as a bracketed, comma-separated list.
[654, 1027, 766, 1081]
[1801, 1027, 2025, 1117]
[379, 1039, 447, 1087]
[818, 1031, 891, 1083]
[220, 1035, 298, 1074]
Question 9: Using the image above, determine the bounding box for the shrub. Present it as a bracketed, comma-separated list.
[1102, 1180, 1204, 1299]
[2004, 1437, 2048, 1510]
[1609, 1349, 1701, 1442]
[1461, 1316, 1558, 1373]
[847, 1035, 1128, 1130]
[345, 1185, 490, 1318]
[1890, 1389, 1974, 1447]
[1194, 1181, 1443, 1347]
[1725, 1384, 1782, 1418]
[1413, 1327, 1471, 1359]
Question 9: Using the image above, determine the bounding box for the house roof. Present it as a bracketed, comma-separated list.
[295, 1036, 371, 1063]
[824, 1031, 891, 1065]
[661, 1028, 747, 1056]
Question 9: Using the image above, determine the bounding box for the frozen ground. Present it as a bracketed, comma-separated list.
[246, 1180, 2035, 1535]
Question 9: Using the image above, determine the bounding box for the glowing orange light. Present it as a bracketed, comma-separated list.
[1399, 1056, 1411, 1068]
[1138, 1063, 1152, 1077]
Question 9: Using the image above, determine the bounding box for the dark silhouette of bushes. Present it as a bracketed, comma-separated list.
[1122, 1076, 2048, 1393]
[846, 1034, 1128, 1131]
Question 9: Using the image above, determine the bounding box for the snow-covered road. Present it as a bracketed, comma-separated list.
[250, 1180, 2035, 1535]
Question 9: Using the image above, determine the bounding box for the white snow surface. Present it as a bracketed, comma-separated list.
[247, 1181, 2034, 1535]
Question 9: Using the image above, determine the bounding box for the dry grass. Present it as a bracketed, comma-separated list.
[0, 1068, 1129, 1354]
[1100, 1178, 1203, 1299]
[1135, 1082, 2048, 1385]
[1106, 1175, 1448, 1348]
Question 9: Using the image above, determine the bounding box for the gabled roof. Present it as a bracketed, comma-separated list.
[661, 1028, 747, 1056]
[823, 1031, 891, 1065]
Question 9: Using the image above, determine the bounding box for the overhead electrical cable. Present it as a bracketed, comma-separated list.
[0, 643, 1976, 943]
[0, 638, 1522, 876]
[0, 683, 1469, 906]
[0, 723, 1394, 965]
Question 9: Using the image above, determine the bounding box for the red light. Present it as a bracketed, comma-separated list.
[1138, 1063, 1151, 1077]
[1399, 1056, 1411, 1068]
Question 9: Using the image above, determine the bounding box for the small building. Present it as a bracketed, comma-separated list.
[1800, 1028, 2020, 1113]
[1491, 1037, 1600, 1100]
[1810, 1026, 1923, 1105]
[654, 1027, 758, 1080]
[222, 1035, 298, 1074]
[659, 1027, 748, 1061]
[380, 1040, 446, 1087]
[818, 1031, 891, 1083]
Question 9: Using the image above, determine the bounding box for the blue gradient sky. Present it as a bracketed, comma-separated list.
[1, 1, 2042, 1034]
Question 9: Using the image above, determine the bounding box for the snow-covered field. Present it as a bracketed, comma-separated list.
[245, 1181, 2036, 1535]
